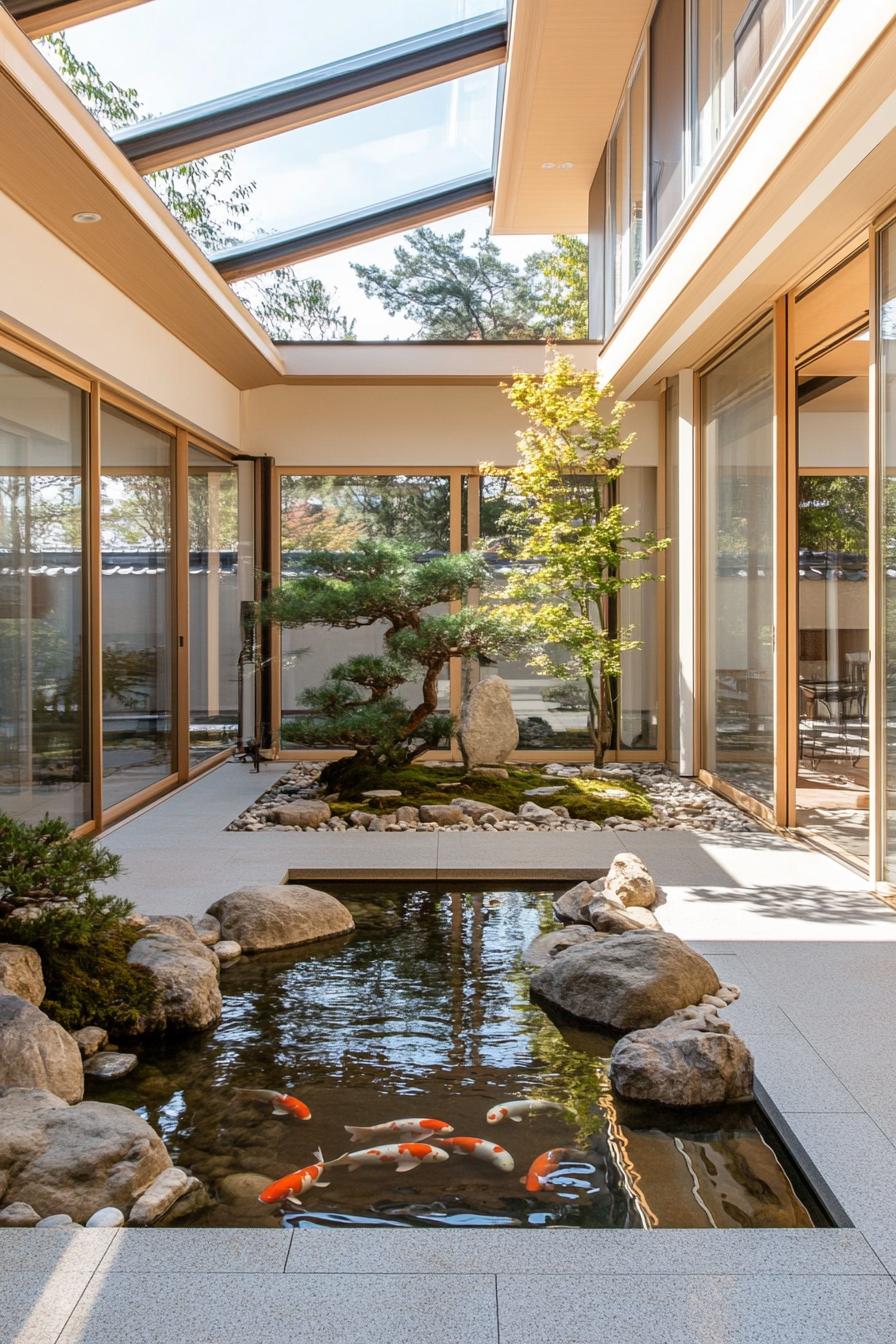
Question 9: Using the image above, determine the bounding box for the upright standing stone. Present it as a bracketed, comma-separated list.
[458, 676, 519, 769]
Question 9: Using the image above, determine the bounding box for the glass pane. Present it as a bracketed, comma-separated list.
[879, 224, 896, 880]
[279, 475, 451, 747]
[65, 0, 505, 120]
[702, 323, 775, 807]
[619, 467, 659, 750]
[203, 69, 499, 254]
[100, 406, 173, 808]
[611, 106, 628, 311]
[649, 0, 685, 246]
[690, 0, 714, 174]
[189, 447, 241, 767]
[0, 351, 89, 827]
[629, 59, 646, 284]
[665, 378, 681, 767]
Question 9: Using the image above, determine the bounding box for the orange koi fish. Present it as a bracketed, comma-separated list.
[325, 1143, 450, 1174]
[235, 1088, 311, 1120]
[438, 1137, 515, 1172]
[523, 1148, 589, 1192]
[258, 1150, 330, 1204]
[486, 1099, 565, 1125]
[344, 1118, 454, 1143]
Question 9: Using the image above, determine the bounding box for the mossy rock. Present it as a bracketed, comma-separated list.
[328, 763, 650, 823]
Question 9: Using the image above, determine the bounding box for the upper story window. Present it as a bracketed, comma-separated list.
[604, 0, 811, 323]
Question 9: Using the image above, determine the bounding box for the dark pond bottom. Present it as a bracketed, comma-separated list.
[89, 884, 830, 1229]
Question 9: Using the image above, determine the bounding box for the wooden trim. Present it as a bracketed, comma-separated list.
[796, 465, 868, 476]
[773, 294, 792, 827]
[656, 389, 668, 762]
[86, 379, 103, 827]
[868, 216, 885, 887]
[173, 427, 189, 782]
[11, 1, 151, 39]
[0, 325, 91, 390]
[697, 769, 777, 825]
[188, 747, 236, 781]
[100, 388, 177, 437]
[99, 774, 179, 831]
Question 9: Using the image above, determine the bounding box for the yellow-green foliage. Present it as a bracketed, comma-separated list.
[329, 763, 650, 823]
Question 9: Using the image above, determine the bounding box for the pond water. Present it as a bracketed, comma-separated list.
[88, 884, 828, 1229]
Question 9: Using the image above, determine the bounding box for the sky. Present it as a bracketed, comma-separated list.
[54, 0, 556, 338]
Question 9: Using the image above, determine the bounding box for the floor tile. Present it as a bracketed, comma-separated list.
[496, 1273, 896, 1344]
[104, 1229, 291, 1274]
[285, 1227, 882, 1276]
[0, 1230, 117, 1276]
[58, 1272, 498, 1344]
[0, 1272, 91, 1344]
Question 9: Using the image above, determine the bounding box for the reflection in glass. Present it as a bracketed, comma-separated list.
[188, 448, 241, 767]
[610, 105, 628, 312]
[619, 467, 659, 749]
[279, 475, 451, 745]
[879, 225, 896, 880]
[665, 379, 681, 767]
[701, 323, 775, 806]
[100, 406, 173, 808]
[0, 351, 89, 826]
[629, 59, 646, 284]
[649, 0, 685, 245]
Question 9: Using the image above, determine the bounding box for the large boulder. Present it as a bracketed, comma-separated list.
[0, 993, 83, 1102]
[610, 1005, 754, 1106]
[0, 1087, 171, 1222]
[0, 944, 45, 1005]
[529, 932, 721, 1031]
[127, 934, 221, 1031]
[451, 798, 516, 823]
[523, 925, 608, 967]
[418, 804, 465, 826]
[458, 676, 519, 768]
[553, 880, 597, 924]
[269, 800, 331, 829]
[604, 853, 657, 908]
[207, 884, 355, 953]
[585, 896, 654, 935]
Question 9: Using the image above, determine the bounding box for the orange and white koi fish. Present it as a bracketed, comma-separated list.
[258, 1150, 330, 1204]
[344, 1118, 454, 1143]
[438, 1136, 515, 1172]
[235, 1088, 311, 1121]
[325, 1143, 450, 1174]
[486, 1099, 566, 1125]
[522, 1148, 587, 1192]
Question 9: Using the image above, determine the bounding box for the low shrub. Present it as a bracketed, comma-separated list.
[0, 813, 121, 913]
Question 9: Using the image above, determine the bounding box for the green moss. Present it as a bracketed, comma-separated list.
[328, 763, 650, 823]
[0, 893, 159, 1033]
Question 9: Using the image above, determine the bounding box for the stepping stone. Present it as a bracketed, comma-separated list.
[84, 1052, 138, 1081]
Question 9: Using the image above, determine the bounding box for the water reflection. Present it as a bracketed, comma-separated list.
[87, 884, 823, 1229]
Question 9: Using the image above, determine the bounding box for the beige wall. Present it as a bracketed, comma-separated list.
[0, 190, 241, 446]
[242, 383, 659, 467]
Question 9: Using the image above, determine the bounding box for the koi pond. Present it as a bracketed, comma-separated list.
[88, 883, 830, 1229]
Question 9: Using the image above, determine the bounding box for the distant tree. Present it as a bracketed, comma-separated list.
[353, 226, 588, 341]
[40, 34, 355, 340]
[798, 474, 868, 553]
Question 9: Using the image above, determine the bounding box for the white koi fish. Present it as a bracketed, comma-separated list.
[344, 1118, 454, 1143]
[438, 1136, 515, 1172]
[325, 1142, 450, 1174]
[487, 1099, 566, 1125]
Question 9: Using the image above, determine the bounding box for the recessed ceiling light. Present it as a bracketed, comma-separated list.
[541, 161, 556, 170]
[72, 211, 102, 224]
[558, 162, 575, 170]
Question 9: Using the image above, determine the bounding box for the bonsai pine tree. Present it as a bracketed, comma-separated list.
[482, 350, 669, 764]
[261, 540, 520, 790]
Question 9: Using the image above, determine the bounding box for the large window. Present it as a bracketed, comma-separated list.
[701, 323, 775, 807]
[100, 406, 174, 809]
[279, 474, 451, 745]
[0, 351, 89, 827]
[188, 446, 241, 767]
[649, 0, 685, 248]
[878, 222, 896, 882]
[619, 466, 660, 750]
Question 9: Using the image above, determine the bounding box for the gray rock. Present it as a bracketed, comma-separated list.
[585, 896, 650, 935]
[451, 798, 516, 822]
[0, 992, 83, 1103]
[218, 1171, 271, 1202]
[530, 932, 721, 1031]
[269, 800, 331, 829]
[142, 915, 205, 943]
[361, 790, 402, 803]
[458, 675, 519, 768]
[0, 1087, 170, 1222]
[469, 766, 509, 779]
[36, 1213, 74, 1227]
[553, 881, 596, 924]
[212, 940, 242, 964]
[0, 944, 45, 1005]
[395, 806, 420, 826]
[191, 914, 221, 946]
[72, 1026, 108, 1059]
[83, 1052, 138, 1081]
[523, 786, 566, 797]
[518, 801, 561, 823]
[610, 1005, 754, 1106]
[605, 852, 657, 908]
[127, 934, 221, 1032]
[523, 925, 608, 967]
[208, 884, 354, 953]
[128, 1167, 198, 1226]
[0, 1202, 39, 1226]
[418, 804, 464, 825]
[86, 1206, 125, 1227]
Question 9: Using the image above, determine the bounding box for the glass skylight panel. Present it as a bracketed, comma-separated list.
[200, 68, 499, 256]
[65, 0, 506, 121]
